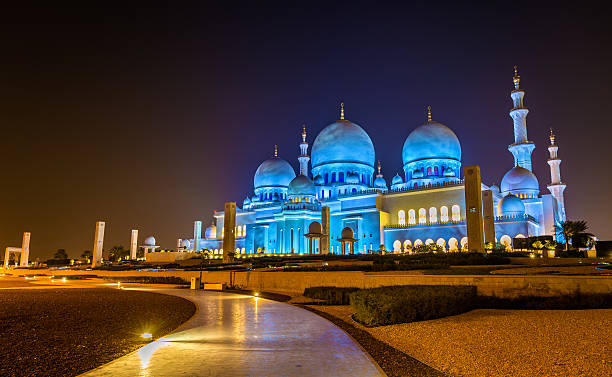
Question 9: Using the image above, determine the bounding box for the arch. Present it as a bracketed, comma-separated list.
[448, 237, 458, 251]
[500, 235, 512, 250]
[440, 206, 449, 222]
[414, 239, 423, 247]
[515, 234, 526, 238]
[236, 226, 241, 237]
[398, 210, 406, 225]
[429, 207, 438, 223]
[214, 248, 219, 254]
[408, 209, 416, 224]
[452, 204, 461, 221]
[339, 172, 344, 182]
[425, 238, 434, 245]
[235, 248, 240, 253]
[418, 208, 427, 224]
[460, 237, 468, 250]
[403, 240, 412, 252]
[436, 238, 446, 251]
[393, 240, 401, 252]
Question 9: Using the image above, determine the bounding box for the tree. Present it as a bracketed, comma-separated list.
[81, 250, 92, 259]
[54, 249, 68, 260]
[557, 220, 593, 251]
[108, 245, 129, 261]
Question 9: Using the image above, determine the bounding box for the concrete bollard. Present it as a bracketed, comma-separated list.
[190, 277, 201, 290]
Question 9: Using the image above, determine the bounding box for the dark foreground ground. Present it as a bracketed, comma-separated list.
[0, 288, 196, 377]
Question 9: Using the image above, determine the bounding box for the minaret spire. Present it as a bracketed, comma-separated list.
[377, 160, 382, 176]
[340, 102, 345, 120]
[427, 105, 432, 122]
[298, 124, 310, 177]
[274, 144, 278, 158]
[547, 128, 566, 223]
[507, 66, 535, 172]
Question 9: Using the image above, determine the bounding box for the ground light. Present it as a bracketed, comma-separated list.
[254, 292, 259, 297]
[141, 333, 153, 340]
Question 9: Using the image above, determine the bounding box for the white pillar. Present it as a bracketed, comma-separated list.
[177, 238, 182, 250]
[130, 229, 138, 260]
[193, 221, 202, 252]
[20, 232, 31, 267]
[3, 248, 10, 269]
[92, 221, 105, 268]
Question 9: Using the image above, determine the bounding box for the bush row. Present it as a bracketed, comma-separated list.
[303, 286, 361, 305]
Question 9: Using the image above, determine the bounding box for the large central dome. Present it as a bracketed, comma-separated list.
[402, 120, 461, 165]
[311, 120, 375, 169]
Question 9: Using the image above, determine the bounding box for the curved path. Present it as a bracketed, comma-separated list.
[82, 289, 384, 377]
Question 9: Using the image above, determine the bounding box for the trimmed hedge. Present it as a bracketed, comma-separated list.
[351, 285, 477, 326]
[304, 286, 361, 305]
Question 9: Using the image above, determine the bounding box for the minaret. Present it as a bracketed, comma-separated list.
[376, 160, 383, 179]
[547, 129, 567, 221]
[508, 66, 536, 172]
[298, 124, 310, 176]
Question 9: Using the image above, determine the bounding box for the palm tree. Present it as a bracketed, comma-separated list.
[557, 220, 593, 251]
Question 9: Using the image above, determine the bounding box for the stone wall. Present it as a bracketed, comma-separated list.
[3, 267, 611, 298]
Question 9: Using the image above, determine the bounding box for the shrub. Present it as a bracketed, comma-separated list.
[303, 286, 361, 305]
[102, 276, 188, 285]
[351, 285, 477, 326]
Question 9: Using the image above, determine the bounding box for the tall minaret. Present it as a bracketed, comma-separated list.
[547, 129, 567, 221]
[298, 124, 310, 176]
[508, 66, 536, 172]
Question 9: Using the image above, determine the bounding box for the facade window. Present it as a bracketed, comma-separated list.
[339, 172, 344, 182]
[427, 167, 432, 176]
[429, 207, 437, 223]
[434, 166, 439, 175]
[440, 206, 449, 222]
[243, 225, 246, 236]
[452, 204, 461, 221]
[393, 240, 401, 252]
[325, 173, 329, 184]
[418, 208, 427, 224]
[403, 240, 412, 252]
[236, 226, 241, 237]
[425, 238, 434, 245]
[398, 210, 406, 225]
[414, 239, 423, 247]
[460, 237, 468, 250]
[408, 209, 416, 224]
[331, 172, 336, 182]
[448, 237, 458, 251]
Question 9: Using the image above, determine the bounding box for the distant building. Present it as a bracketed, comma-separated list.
[187, 68, 566, 254]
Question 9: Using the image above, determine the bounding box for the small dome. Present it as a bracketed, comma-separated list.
[311, 120, 375, 169]
[253, 157, 296, 190]
[374, 176, 387, 189]
[498, 194, 526, 216]
[345, 172, 360, 184]
[443, 167, 456, 177]
[402, 120, 461, 166]
[308, 221, 322, 234]
[501, 166, 539, 195]
[144, 236, 156, 246]
[340, 227, 355, 239]
[243, 197, 251, 206]
[288, 175, 316, 196]
[204, 224, 217, 239]
[313, 175, 324, 185]
[180, 239, 191, 248]
[392, 174, 403, 185]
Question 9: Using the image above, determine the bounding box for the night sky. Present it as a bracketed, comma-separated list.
[1, 3, 611, 259]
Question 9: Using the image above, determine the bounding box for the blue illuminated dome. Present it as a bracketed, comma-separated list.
[311, 120, 375, 169]
[500, 166, 539, 197]
[391, 174, 403, 186]
[498, 194, 526, 216]
[253, 157, 296, 190]
[144, 236, 156, 246]
[402, 120, 461, 165]
[204, 224, 216, 239]
[374, 176, 387, 189]
[288, 175, 316, 197]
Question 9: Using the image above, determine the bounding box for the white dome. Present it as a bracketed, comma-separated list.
[501, 166, 539, 196]
[144, 236, 156, 246]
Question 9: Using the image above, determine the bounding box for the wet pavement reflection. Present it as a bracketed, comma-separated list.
[81, 289, 383, 377]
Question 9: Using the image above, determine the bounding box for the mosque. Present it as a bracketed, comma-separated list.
[180, 68, 567, 255]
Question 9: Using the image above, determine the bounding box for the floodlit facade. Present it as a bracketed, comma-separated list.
[185, 69, 567, 254]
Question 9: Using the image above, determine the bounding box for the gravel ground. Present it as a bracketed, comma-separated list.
[0, 288, 196, 377]
[313, 305, 612, 377]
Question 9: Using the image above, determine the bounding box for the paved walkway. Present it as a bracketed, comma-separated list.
[81, 289, 384, 377]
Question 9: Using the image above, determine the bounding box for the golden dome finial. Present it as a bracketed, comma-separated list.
[340, 102, 345, 120]
[549, 128, 556, 145]
[427, 105, 432, 122]
[302, 124, 307, 142]
[513, 65, 520, 89]
[377, 160, 382, 175]
[274, 144, 278, 158]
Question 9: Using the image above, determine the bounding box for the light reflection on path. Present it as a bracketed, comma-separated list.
[80, 289, 384, 377]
